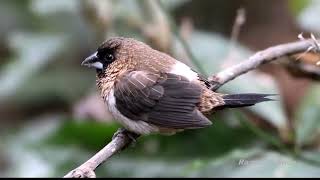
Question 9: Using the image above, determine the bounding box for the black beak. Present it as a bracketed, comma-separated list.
[81, 52, 98, 67]
[81, 52, 103, 70]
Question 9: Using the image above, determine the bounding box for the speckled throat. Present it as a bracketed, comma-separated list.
[96, 60, 135, 101]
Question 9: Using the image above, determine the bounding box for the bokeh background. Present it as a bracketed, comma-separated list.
[1, 0, 320, 177]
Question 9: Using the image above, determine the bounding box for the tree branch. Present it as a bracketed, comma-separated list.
[63, 129, 139, 178]
[208, 39, 320, 91]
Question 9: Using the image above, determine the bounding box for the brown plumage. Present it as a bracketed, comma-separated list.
[81, 37, 273, 135]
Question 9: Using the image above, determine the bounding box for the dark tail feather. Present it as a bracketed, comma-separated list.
[220, 93, 276, 109]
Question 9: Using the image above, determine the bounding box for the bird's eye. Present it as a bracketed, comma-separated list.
[105, 53, 114, 61]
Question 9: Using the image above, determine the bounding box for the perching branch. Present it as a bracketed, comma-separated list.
[64, 129, 139, 178]
[63, 38, 320, 178]
[208, 38, 320, 91]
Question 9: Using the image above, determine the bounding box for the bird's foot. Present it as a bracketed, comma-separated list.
[112, 128, 140, 148]
[64, 166, 96, 178]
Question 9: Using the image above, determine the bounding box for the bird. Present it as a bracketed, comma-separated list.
[81, 37, 273, 136]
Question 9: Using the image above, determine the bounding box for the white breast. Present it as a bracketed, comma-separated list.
[169, 61, 198, 81]
[106, 89, 159, 135]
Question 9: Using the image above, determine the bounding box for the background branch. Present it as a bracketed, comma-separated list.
[209, 39, 320, 91]
[226, 7, 246, 60]
[63, 38, 320, 178]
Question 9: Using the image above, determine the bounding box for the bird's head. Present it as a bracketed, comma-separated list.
[82, 37, 152, 75]
[82, 37, 124, 73]
[82, 37, 174, 77]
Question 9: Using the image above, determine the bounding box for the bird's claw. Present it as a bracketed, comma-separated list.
[64, 167, 96, 178]
[112, 128, 140, 148]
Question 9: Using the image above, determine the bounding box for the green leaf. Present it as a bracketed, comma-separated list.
[126, 113, 259, 158]
[45, 112, 259, 159]
[295, 84, 320, 147]
[45, 120, 120, 150]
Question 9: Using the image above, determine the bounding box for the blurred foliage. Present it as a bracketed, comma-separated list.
[297, 0, 320, 31]
[44, 112, 259, 158]
[0, 0, 319, 178]
[288, 0, 310, 16]
[295, 84, 320, 148]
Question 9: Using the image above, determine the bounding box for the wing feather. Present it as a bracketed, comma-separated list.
[113, 71, 212, 129]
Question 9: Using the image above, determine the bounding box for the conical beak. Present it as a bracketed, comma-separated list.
[81, 52, 103, 70]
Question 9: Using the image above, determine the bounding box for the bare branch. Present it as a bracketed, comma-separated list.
[63, 129, 139, 178]
[209, 39, 320, 91]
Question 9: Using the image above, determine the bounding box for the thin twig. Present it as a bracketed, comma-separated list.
[209, 39, 320, 91]
[227, 7, 246, 59]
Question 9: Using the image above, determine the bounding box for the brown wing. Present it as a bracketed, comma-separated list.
[113, 71, 212, 129]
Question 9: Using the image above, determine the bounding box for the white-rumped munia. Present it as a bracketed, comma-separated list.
[81, 37, 273, 135]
